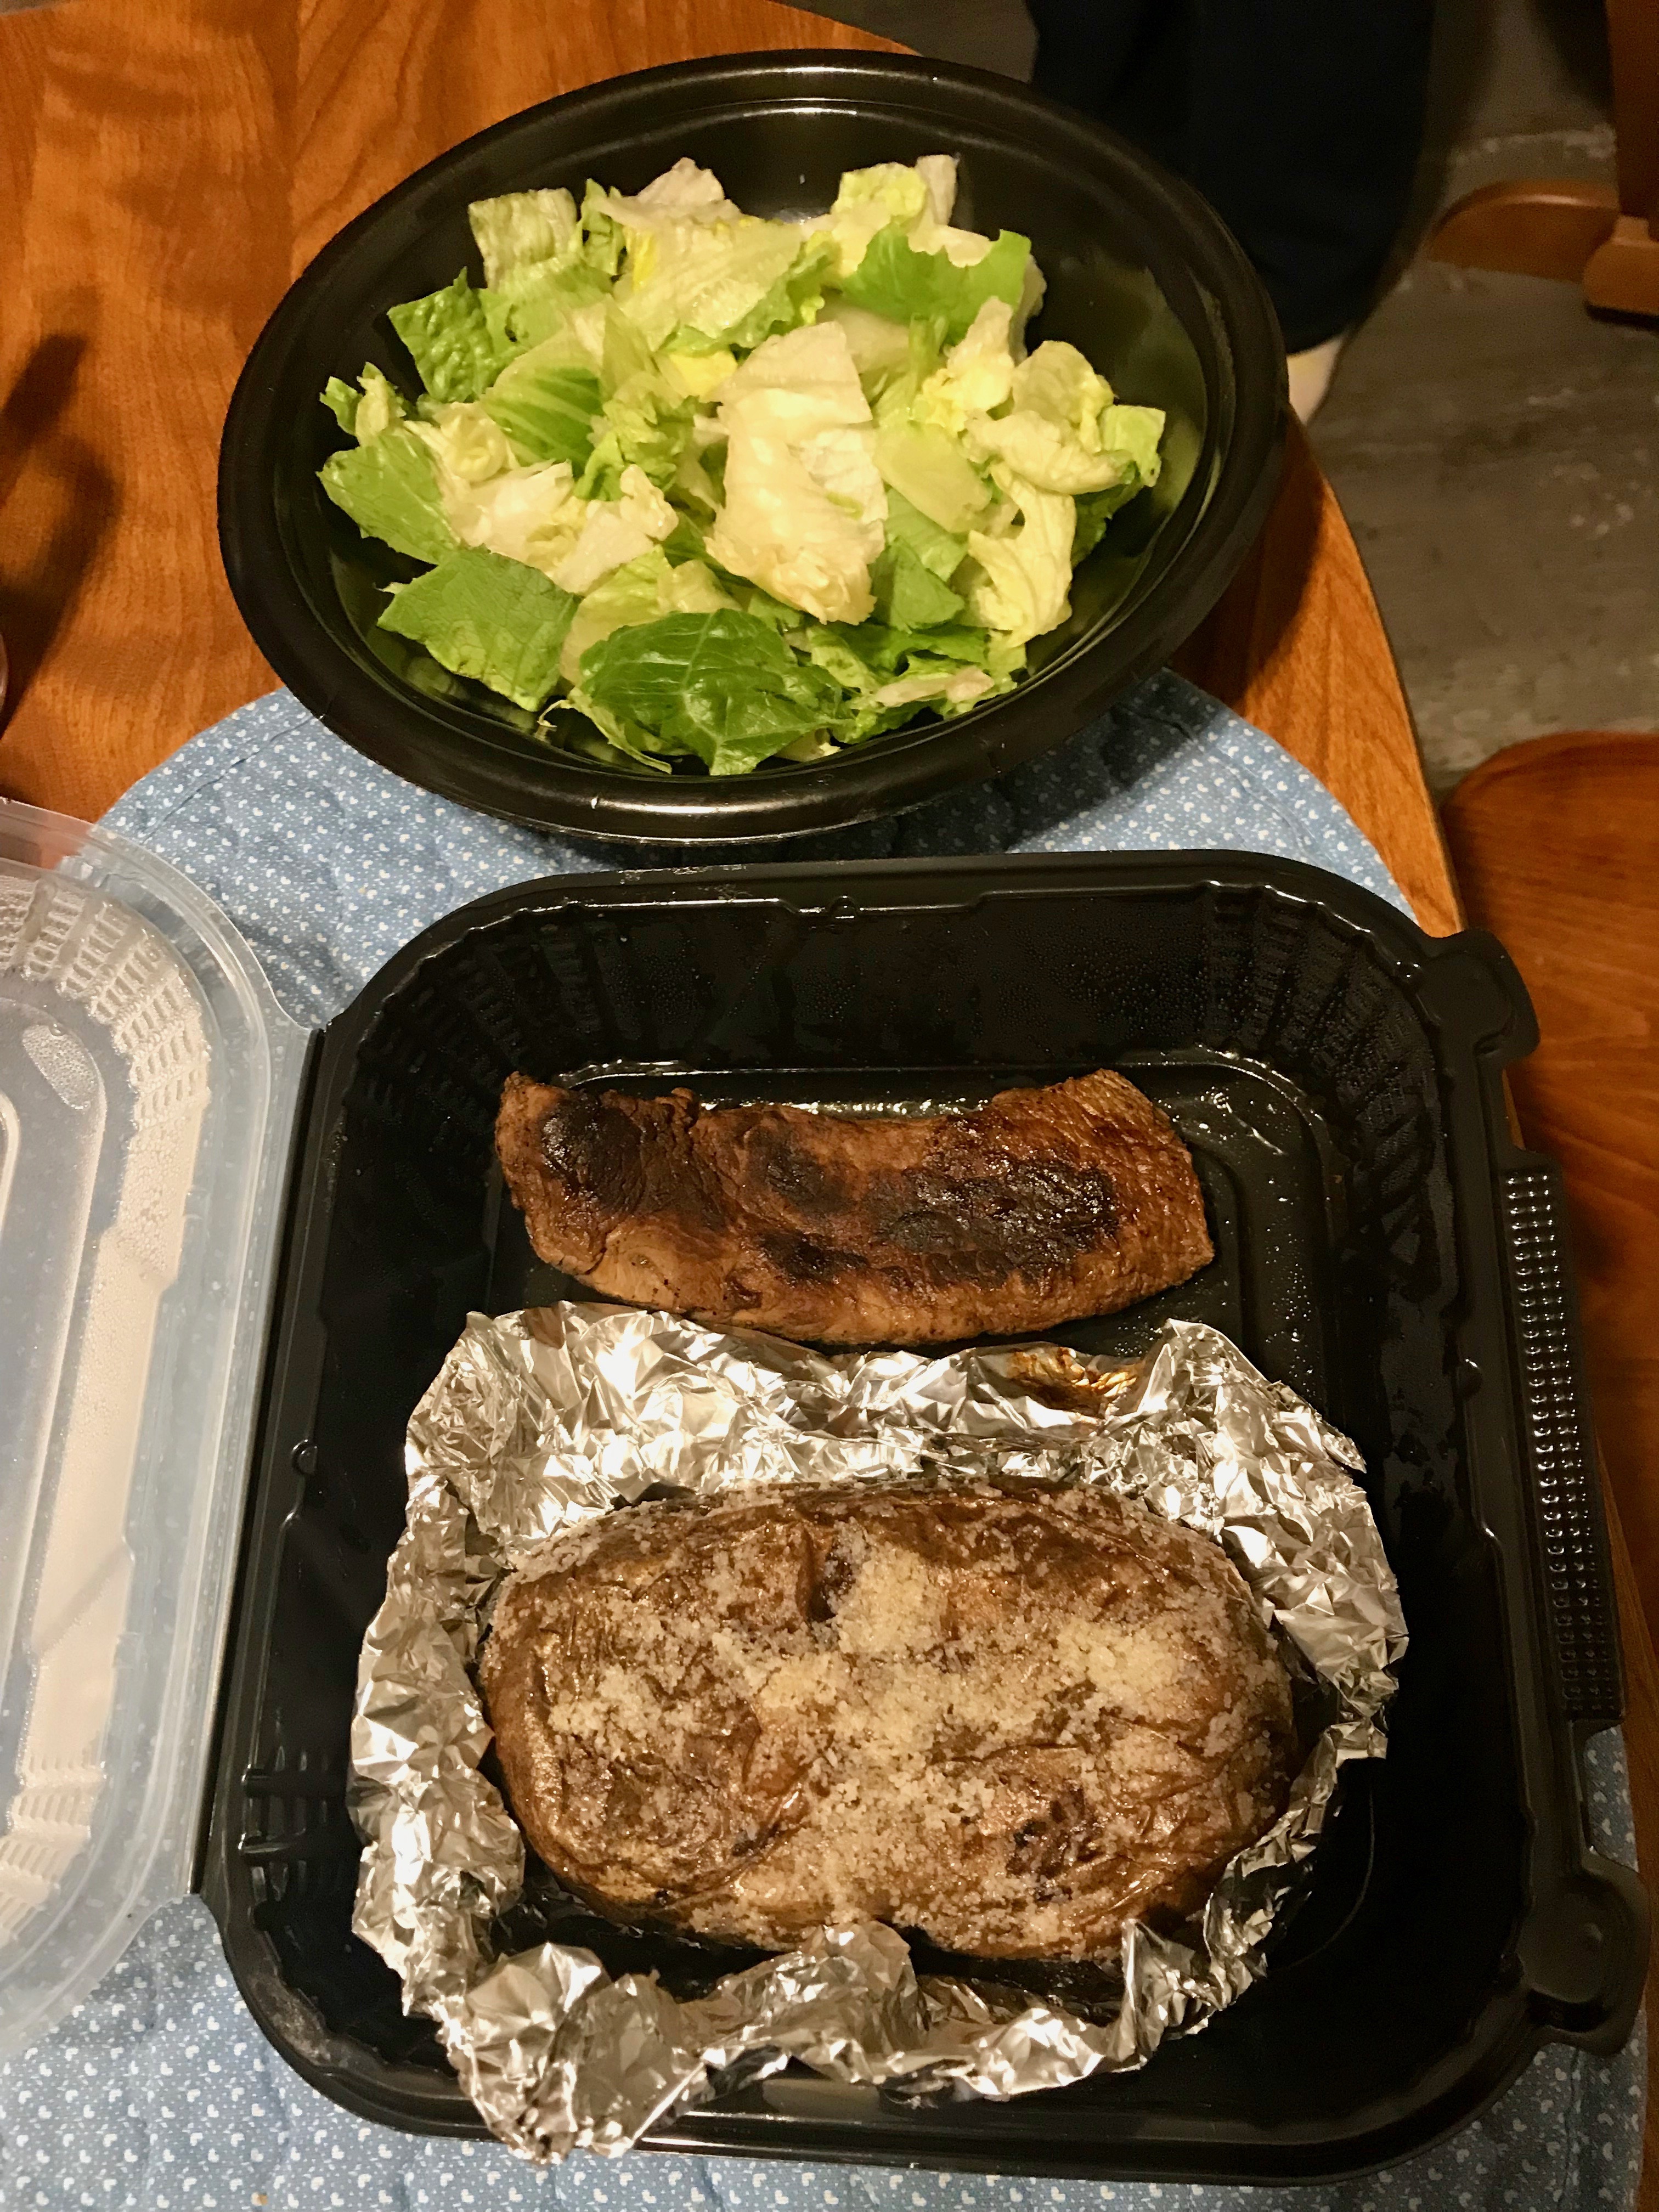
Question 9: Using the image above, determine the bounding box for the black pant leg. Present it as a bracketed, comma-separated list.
[1028, 0, 1435, 351]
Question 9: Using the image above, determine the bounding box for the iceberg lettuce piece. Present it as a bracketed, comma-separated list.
[377, 545, 577, 709]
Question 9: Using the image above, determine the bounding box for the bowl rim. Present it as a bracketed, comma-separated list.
[218, 48, 1288, 845]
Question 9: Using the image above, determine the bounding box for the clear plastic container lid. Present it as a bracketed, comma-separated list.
[0, 800, 309, 2055]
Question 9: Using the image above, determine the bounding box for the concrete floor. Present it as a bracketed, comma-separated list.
[809, 0, 1658, 792]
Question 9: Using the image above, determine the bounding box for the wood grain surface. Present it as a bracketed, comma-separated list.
[1443, 732, 1659, 2211]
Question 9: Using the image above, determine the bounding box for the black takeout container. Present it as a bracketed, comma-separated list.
[217, 53, 1286, 844]
[189, 851, 1644, 2182]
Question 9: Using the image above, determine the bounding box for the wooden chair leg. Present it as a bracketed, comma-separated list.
[1425, 0, 1659, 315]
[1426, 178, 1621, 283]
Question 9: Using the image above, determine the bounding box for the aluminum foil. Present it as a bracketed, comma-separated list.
[349, 1305, 1406, 2163]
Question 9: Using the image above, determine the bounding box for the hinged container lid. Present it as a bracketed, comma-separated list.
[0, 800, 308, 2056]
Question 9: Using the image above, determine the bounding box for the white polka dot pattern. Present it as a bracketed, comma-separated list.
[100, 673, 1407, 1030]
[4, 677, 1630, 2210]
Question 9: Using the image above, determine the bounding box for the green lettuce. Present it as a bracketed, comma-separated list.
[559, 547, 735, 681]
[319, 428, 458, 565]
[469, 188, 581, 289]
[483, 345, 602, 466]
[872, 422, 990, 535]
[575, 609, 842, 772]
[964, 469, 1076, 646]
[485, 260, 610, 353]
[836, 223, 1032, 345]
[388, 274, 512, 404]
[967, 340, 1166, 497]
[870, 541, 963, 629]
[377, 545, 576, 709]
[321, 364, 407, 442]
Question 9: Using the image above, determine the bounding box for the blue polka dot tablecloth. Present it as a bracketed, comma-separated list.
[2, 672, 1644, 2210]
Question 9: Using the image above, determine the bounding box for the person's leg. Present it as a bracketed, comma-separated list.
[1028, 0, 1435, 356]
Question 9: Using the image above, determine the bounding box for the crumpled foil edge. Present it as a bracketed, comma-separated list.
[348, 1307, 1407, 2162]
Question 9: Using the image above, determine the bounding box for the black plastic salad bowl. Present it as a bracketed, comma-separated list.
[218, 52, 1287, 844]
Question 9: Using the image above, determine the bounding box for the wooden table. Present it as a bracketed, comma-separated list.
[0, 0, 1651, 2191]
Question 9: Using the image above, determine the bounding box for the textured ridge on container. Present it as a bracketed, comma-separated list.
[1499, 1164, 1622, 1726]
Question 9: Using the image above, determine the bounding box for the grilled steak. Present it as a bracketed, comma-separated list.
[479, 1479, 1296, 1960]
[494, 1069, 1212, 1346]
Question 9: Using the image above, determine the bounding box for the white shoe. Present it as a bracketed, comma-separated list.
[1286, 333, 1350, 422]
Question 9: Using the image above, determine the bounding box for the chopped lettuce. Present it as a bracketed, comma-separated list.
[388, 274, 512, 404]
[614, 209, 831, 356]
[705, 324, 886, 625]
[967, 340, 1166, 497]
[837, 223, 1033, 345]
[575, 609, 843, 772]
[963, 467, 1076, 646]
[323, 363, 407, 442]
[469, 189, 582, 288]
[557, 548, 735, 682]
[317, 151, 1165, 769]
[320, 427, 458, 565]
[550, 464, 678, 594]
[872, 422, 990, 535]
[377, 546, 575, 709]
[483, 346, 602, 467]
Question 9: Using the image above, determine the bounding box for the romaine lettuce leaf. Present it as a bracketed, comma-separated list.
[1071, 481, 1140, 561]
[819, 300, 912, 400]
[912, 299, 1016, 438]
[388, 274, 511, 404]
[706, 323, 886, 624]
[428, 457, 584, 578]
[558, 548, 736, 682]
[615, 210, 830, 356]
[870, 541, 964, 629]
[410, 400, 517, 483]
[963, 467, 1076, 645]
[377, 545, 577, 709]
[835, 222, 1032, 344]
[322, 378, 359, 434]
[580, 369, 696, 496]
[872, 422, 990, 535]
[319, 428, 458, 566]
[551, 465, 679, 594]
[576, 609, 842, 772]
[483, 347, 602, 467]
[469, 189, 581, 289]
[966, 341, 1166, 497]
[321, 363, 408, 442]
[483, 259, 610, 357]
[882, 486, 966, 580]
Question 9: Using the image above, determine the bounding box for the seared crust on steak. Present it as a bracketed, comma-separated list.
[478, 1480, 1296, 1961]
[494, 1070, 1212, 1345]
